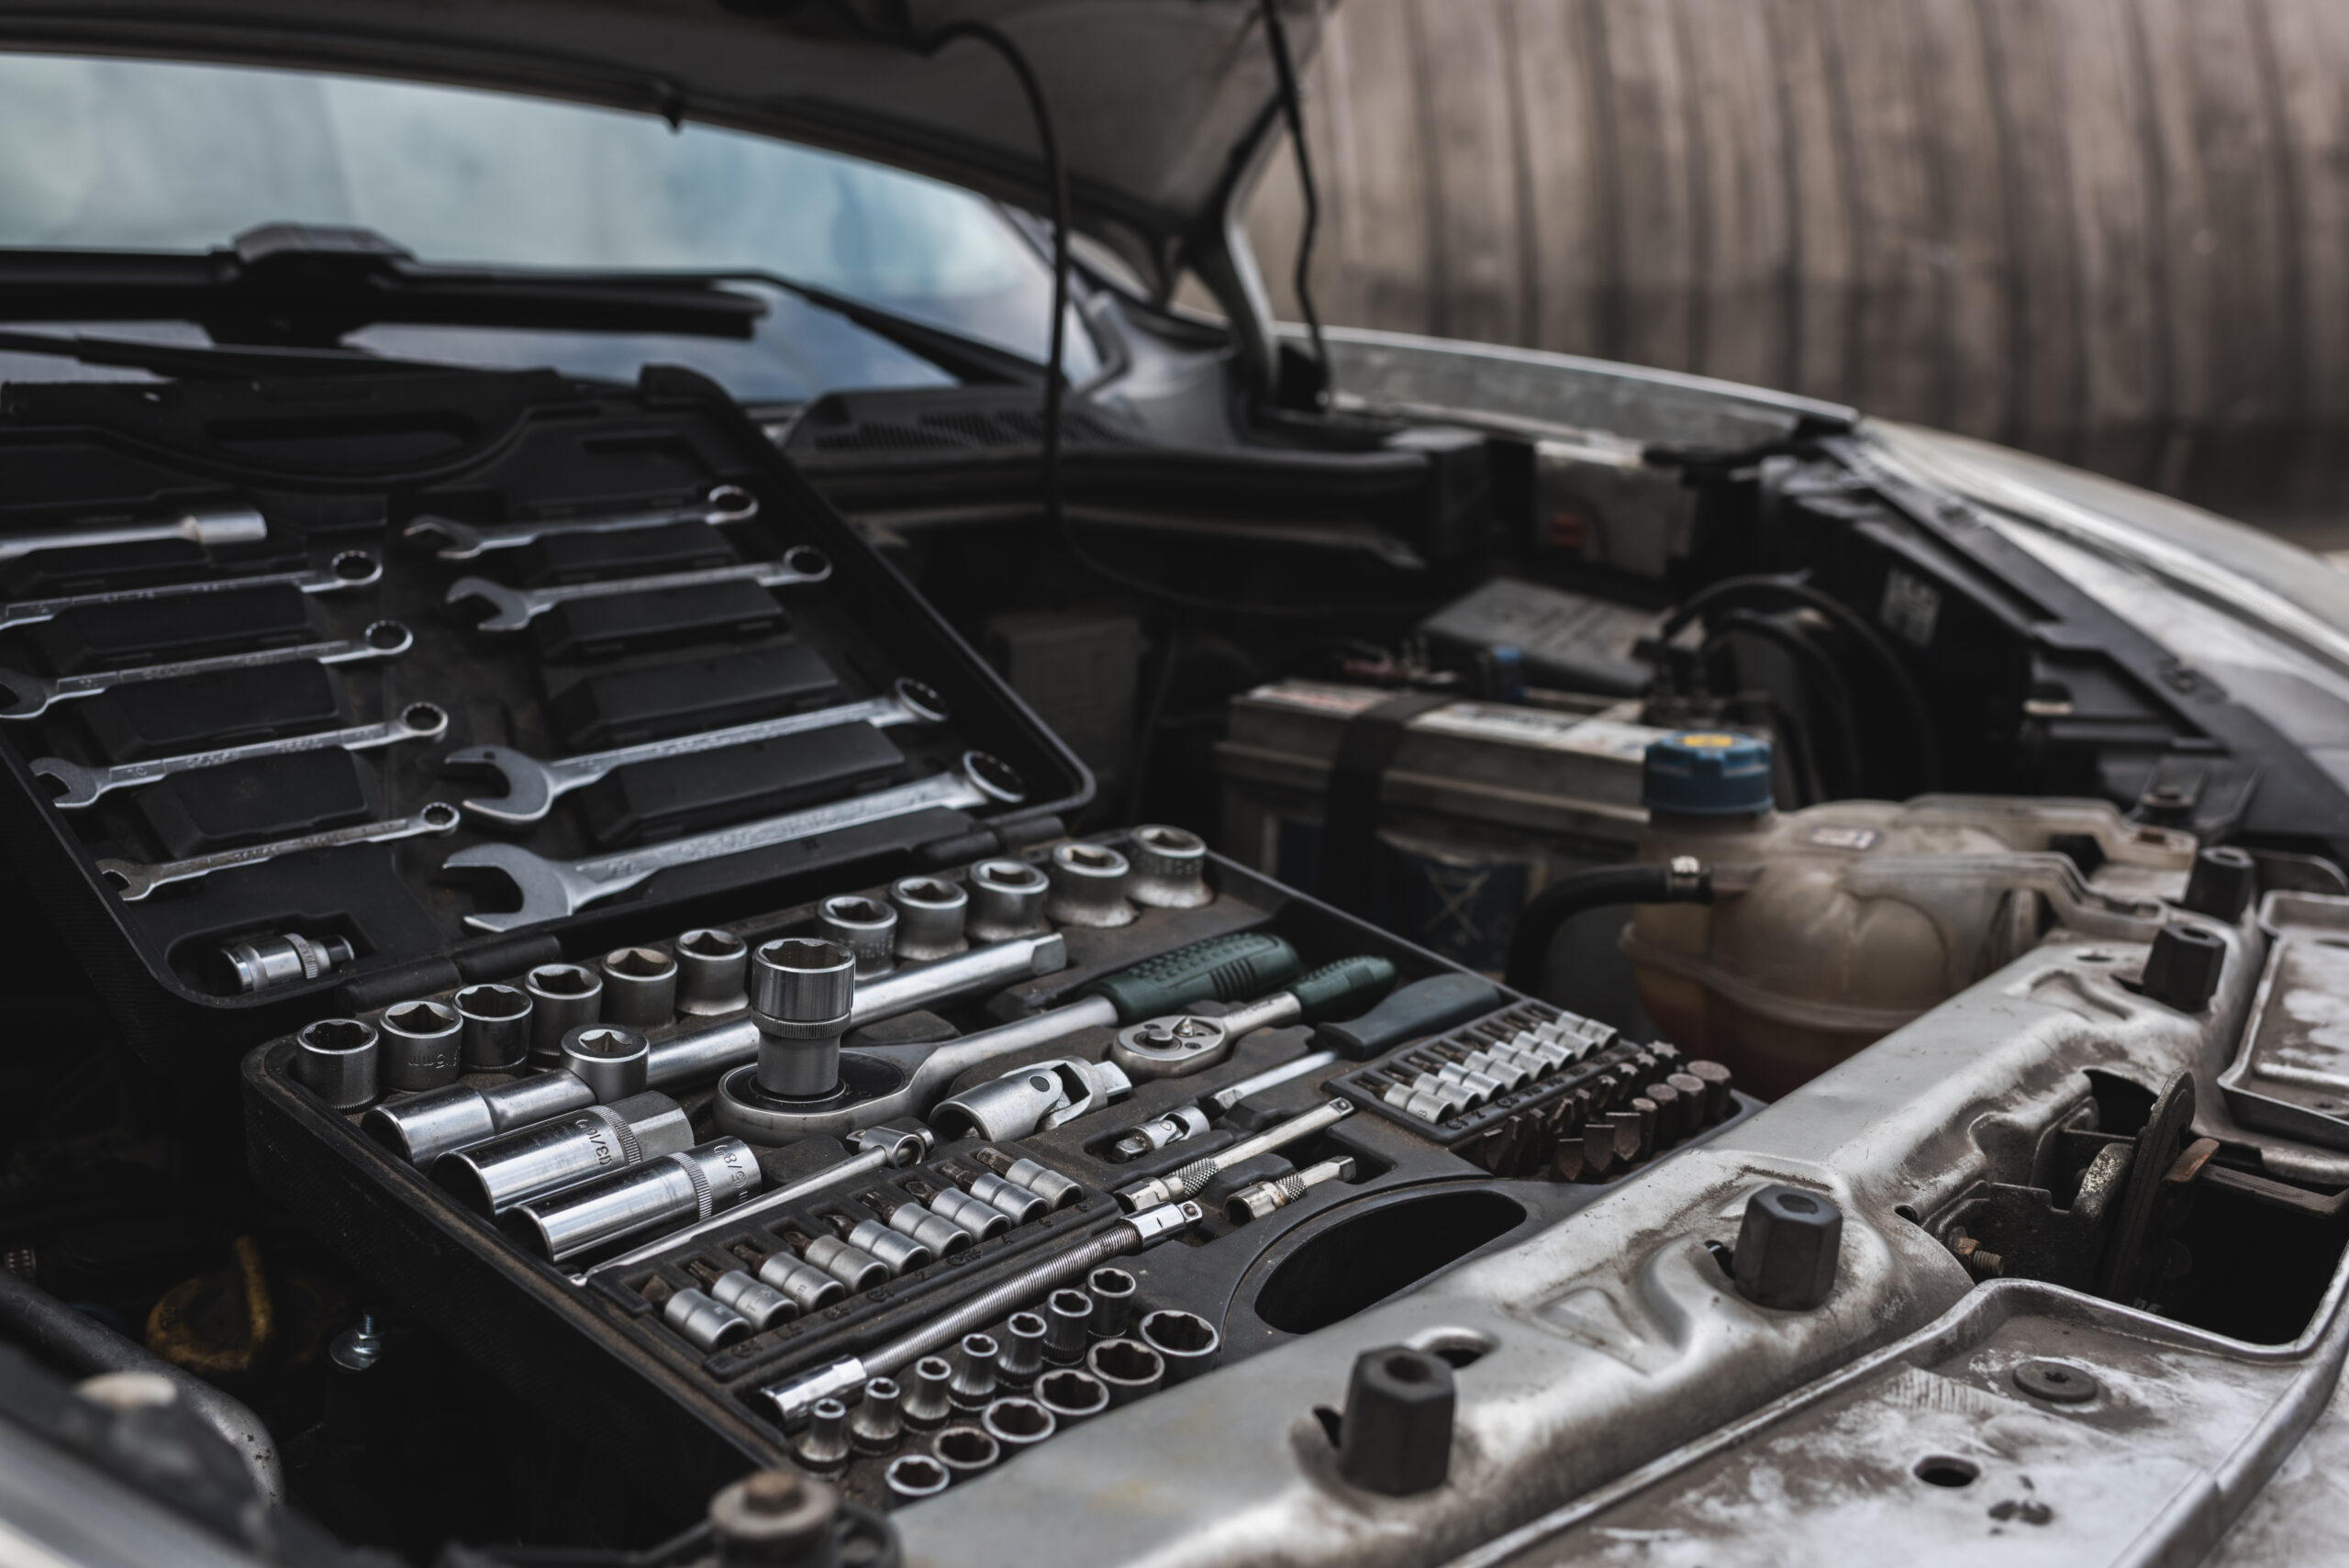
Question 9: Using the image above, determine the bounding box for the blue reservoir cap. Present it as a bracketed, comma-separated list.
[1643, 731, 1775, 817]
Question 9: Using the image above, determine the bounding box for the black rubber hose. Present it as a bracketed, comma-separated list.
[0, 1268, 282, 1503]
[1703, 608, 1864, 797]
[1661, 574, 1943, 791]
[1504, 864, 1714, 998]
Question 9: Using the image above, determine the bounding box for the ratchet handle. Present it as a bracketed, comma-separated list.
[1287, 955, 1400, 1022]
[1316, 973, 1502, 1060]
[1084, 931, 1302, 1022]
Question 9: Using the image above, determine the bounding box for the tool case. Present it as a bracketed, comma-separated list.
[241, 839, 1755, 1516]
[0, 363, 1086, 1066]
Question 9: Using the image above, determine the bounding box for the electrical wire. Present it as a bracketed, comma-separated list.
[1258, 0, 1330, 405]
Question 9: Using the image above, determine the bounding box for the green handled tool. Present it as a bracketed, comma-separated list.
[1108, 954, 1397, 1079]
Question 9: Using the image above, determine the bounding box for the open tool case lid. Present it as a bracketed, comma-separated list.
[0, 363, 1090, 1066]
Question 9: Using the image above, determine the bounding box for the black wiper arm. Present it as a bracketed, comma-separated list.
[714, 271, 1046, 389]
[0, 224, 765, 347]
[0, 328, 448, 380]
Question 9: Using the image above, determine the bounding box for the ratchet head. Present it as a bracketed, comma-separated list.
[442, 743, 555, 825]
[0, 667, 58, 719]
[444, 575, 535, 633]
[443, 840, 588, 932]
[1108, 1015, 1233, 1079]
[405, 514, 491, 562]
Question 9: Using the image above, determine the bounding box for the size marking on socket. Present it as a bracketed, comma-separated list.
[406, 483, 759, 561]
[445, 754, 1022, 931]
[99, 803, 462, 901]
[446, 677, 947, 824]
[0, 620, 414, 720]
[0, 550, 383, 632]
[34, 702, 450, 808]
[445, 545, 832, 632]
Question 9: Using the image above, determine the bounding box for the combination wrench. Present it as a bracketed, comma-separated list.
[406, 484, 759, 561]
[0, 620, 413, 720]
[0, 550, 384, 633]
[0, 502, 267, 563]
[445, 545, 831, 633]
[34, 701, 449, 808]
[100, 802, 461, 901]
[445, 751, 1024, 931]
[446, 676, 949, 825]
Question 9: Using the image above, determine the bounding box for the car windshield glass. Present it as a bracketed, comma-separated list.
[0, 51, 1096, 399]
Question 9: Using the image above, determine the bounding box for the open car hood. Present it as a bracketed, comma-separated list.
[0, 0, 1320, 293]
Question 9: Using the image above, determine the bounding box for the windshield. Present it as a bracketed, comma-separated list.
[0, 51, 1097, 399]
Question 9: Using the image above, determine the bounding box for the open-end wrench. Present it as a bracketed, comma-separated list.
[446, 676, 949, 826]
[0, 503, 268, 563]
[34, 701, 449, 808]
[445, 545, 832, 633]
[406, 484, 760, 562]
[99, 802, 461, 901]
[0, 550, 383, 633]
[0, 620, 413, 720]
[444, 751, 1025, 932]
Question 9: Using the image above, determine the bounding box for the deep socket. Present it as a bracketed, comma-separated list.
[453, 983, 531, 1071]
[378, 999, 463, 1092]
[503, 1139, 759, 1260]
[597, 946, 678, 1026]
[674, 928, 750, 1016]
[432, 1092, 690, 1214]
[525, 963, 602, 1068]
[295, 1018, 378, 1109]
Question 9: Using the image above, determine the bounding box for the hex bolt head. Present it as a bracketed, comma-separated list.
[1731, 1184, 1843, 1310]
[1336, 1346, 1455, 1496]
[2181, 847, 2256, 922]
[2143, 924, 2226, 1013]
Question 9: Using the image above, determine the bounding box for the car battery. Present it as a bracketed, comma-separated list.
[1214, 679, 1670, 972]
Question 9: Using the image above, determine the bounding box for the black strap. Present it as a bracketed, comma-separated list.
[1317, 692, 1452, 916]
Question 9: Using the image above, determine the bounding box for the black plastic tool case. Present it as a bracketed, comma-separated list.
[0, 364, 1085, 1066]
[243, 843, 1753, 1517]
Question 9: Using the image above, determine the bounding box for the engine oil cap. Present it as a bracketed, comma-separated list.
[1643, 731, 1774, 817]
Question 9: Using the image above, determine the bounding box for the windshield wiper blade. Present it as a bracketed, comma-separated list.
[0, 328, 450, 380]
[714, 271, 1046, 388]
[0, 224, 765, 347]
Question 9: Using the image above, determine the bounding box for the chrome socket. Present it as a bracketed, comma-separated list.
[662, 1287, 751, 1352]
[1041, 1289, 1093, 1365]
[965, 859, 1050, 941]
[885, 1452, 951, 1503]
[847, 1219, 932, 1276]
[1035, 1367, 1109, 1428]
[793, 1396, 853, 1474]
[1085, 1339, 1164, 1407]
[877, 1195, 973, 1257]
[756, 1254, 846, 1314]
[378, 999, 463, 1092]
[931, 1424, 999, 1485]
[1138, 1309, 1221, 1384]
[888, 876, 969, 962]
[1125, 824, 1212, 907]
[1085, 1267, 1137, 1339]
[559, 1024, 650, 1103]
[966, 1169, 1049, 1226]
[929, 1187, 1009, 1240]
[597, 946, 678, 1026]
[815, 895, 896, 979]
[294, 1018, 378, 1110]
[432, 1091, 690, 1215]
[949, 1332, 1000, 1410]
[902, 1356, 955, 1430]
[981, 1396, 1056, 1455]
[708, 1269, 796, 1331]
[525, 963, 602, 1069]
[1043, 842, 1135, 928]
[453, 983, 531, 1071]
[221, 930, 353, 995]
[501, 1138, 759, 1261]
[674, 928, 750, 1016]
[803, 1235, 889, 1293]
[998, 1312, 1048, 1388]
[998, 1156, 1083, 1210]
[850, 1377, 904, 1456]
[749, 938, 855, 1099]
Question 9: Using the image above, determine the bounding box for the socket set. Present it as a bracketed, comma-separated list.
[243, 839, 1757, 1515]
[0, 367, 1084, 1062]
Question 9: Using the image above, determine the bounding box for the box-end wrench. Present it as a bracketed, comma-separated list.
[101, 802, 460, 901]
[446, 676, 949, 826]
[0, 550, 383, 633]
[445, 545, 832, 633]
[0, 503, 268, 563]
[445, 751, 1024, 932]
[34, 701, 449, 809]
[0, 620, 413, 720]
[406, 484, 759, 562]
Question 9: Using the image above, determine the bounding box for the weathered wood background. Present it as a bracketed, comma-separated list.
[1247, 0, 2349, 534]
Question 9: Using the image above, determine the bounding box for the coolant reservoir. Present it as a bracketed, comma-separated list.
[1626, 732, 2198, 1097]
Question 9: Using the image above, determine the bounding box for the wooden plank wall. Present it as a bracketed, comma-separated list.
[1245, 0, 2349, 530]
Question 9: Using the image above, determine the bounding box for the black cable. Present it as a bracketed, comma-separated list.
[1661, 574, 1943, 790]
[1503, 863, 1713, 998]
[1258, 0, 1330, 406]
[1703, 608, 1864, 797]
